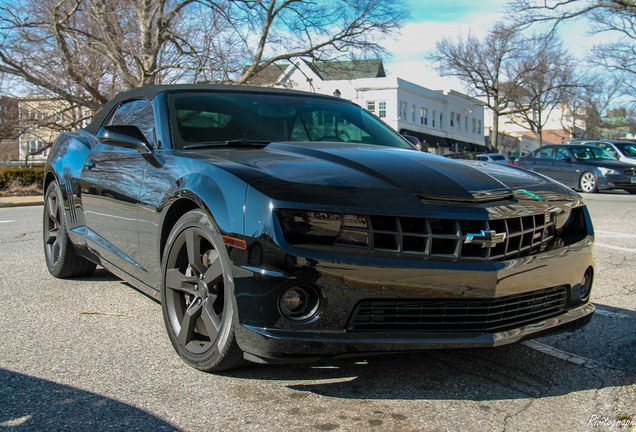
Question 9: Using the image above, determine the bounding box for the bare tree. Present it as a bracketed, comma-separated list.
[506, 0, 636, 98]
[227, 0, 407, 84]
[0, 0, 406, 108]
[427, 24, 534, 150]
[559, 77, 620, 139]
[506, 37, 579, 146]
[0, 0, 406, 158]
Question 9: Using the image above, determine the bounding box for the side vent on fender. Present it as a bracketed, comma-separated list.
[62, 178, 78, 224]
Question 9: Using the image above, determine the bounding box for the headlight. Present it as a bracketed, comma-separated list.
[278, 210, 369, 247]
[598, 167, 616, 176]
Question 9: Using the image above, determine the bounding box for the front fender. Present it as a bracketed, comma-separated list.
[44, 130, 96, 229]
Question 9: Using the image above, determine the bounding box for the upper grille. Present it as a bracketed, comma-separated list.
[347, 286, 568, 333]
[336, 213, 555, 261]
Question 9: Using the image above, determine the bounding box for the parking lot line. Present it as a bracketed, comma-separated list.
[594, 308, 633, 319]
[0, 220, 15, 224]
[595, 230, 636, 239]
[521, 340, 623, 372]
[595, 242, 636, 253]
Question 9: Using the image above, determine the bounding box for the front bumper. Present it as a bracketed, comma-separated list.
[240, 302, 594, 363]
[230, 237, 595, 361]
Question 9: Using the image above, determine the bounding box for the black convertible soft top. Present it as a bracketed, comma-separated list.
[83, 84, 340, 135]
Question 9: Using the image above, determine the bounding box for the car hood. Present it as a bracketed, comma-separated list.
[189, 142, 575, 202]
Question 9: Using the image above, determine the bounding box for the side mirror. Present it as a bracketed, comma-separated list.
[401, 134, 422, 150]
[97, 125, 153, 154]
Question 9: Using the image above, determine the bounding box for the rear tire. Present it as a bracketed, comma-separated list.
[43, 182, 97, 278]
[160, 209, 245, 372]
[579, 171, 598, 193]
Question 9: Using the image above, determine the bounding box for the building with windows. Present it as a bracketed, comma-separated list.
[0, 96, 19, 164]
[0, 96, 92, 165]
[249, 59, 486, 154]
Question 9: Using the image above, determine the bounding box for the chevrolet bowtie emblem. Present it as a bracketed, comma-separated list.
[464, 230, 507, 248]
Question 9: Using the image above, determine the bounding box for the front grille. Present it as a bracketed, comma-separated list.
[337, 213, 555, 261]
[624, 168, 636, 177]
[347, 286, 569, 333]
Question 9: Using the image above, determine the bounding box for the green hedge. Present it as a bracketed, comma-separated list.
[0, 167, 45, 189]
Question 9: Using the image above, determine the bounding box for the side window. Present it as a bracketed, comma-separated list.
[537, 147, 553, 159]
[555, 147, 570, 160]
[107, 99, 155, 145]
[599, 143, 618, 157]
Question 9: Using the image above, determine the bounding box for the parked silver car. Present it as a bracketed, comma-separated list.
[476, 153, 512, 165]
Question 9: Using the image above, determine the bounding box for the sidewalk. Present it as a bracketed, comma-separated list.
[0, 195, 44, 208]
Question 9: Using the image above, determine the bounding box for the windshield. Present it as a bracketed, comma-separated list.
[167, 92, 413, 150]
[615, 142, 636, 157]
[569, 146, 617, 161]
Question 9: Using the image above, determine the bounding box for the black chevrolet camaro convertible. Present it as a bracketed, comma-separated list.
[43, 85, 595, 372]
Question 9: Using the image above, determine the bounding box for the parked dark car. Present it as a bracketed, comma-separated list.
[516, 144, 636, 194]
[43, 85, 595, 372]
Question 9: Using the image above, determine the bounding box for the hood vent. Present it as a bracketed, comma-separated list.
[419, 189, 514, 204]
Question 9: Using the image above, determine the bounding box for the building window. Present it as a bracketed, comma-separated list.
[432, 110, 436, 128]
[472, 118, 476, 133]
[378, 101, 386, 118]
[477, 120, 482, 134]
[450, 112, 454, 127]
[439, 113, 443, 128]
[398, 101, 407, 121]
[456, 113, 461, 129]
[27, 139, 46, 155]
[366, 101, 376, 113]
[412, 105, 416, 123]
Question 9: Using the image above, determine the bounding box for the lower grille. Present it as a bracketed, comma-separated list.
[347, 286, 568, 333]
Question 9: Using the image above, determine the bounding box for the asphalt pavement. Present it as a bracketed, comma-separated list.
[0, 192, 634, 431]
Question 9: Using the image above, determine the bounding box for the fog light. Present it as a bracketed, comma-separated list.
[579, 268, 593, 302]
[279, 284, 321, 321]
[282, 289, 305, 312]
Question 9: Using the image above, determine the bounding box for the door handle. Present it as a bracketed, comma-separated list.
[85, 159, 96, 170]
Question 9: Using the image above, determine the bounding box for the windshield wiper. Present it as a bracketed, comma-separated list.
[183, 138, 270, 149]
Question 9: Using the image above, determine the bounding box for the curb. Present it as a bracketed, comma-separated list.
[0, 198, 44, 208]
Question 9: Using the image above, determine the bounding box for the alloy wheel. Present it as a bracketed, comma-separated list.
[579, 172, 597, 193]
[164, 226, 225, 354]
[44, 189, 62, 268]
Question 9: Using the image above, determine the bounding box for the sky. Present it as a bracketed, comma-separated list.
[381, 0, 608, 93]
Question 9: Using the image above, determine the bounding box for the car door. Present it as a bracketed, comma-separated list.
[529, 146, 555, 177]
[80, 99, 155, 278]
[549, 146, 577, 186]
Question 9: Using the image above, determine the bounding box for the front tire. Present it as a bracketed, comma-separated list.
[160, 209, 244, 372]
[43, 182, 96, 278]
[579, 171, 598, 193]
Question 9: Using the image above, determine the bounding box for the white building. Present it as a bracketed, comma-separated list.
[251, 59, 487, 154]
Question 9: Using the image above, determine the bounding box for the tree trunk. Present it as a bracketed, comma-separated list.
[491, 110, 499, 151]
